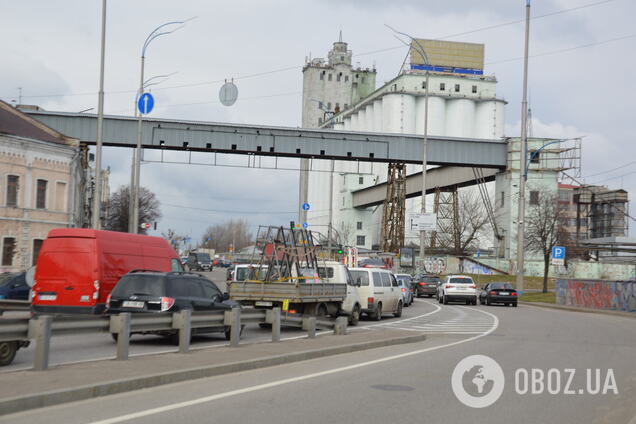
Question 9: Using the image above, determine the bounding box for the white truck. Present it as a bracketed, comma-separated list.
[228, 261, 362, 325]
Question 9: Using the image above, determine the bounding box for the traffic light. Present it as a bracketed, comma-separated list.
[337, 247, 344, 255]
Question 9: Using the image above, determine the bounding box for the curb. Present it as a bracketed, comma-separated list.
[521, 301, 636, 319]
[0, 333, 427, 416]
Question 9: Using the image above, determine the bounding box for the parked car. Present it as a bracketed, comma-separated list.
[413, 274, 441, 298]
[397, 278, 414, 306]
[358, 257, 388, 269]
[349, 268, 403, 320]
[437, 275, 478, 305]
[0, 272, 29, 300]
[32, 229, 182, 315]
[479, 282, 518, 307]
[107, 270, 241, 343]
[214, 258, 232, 268]
[187, 252, 213, 271]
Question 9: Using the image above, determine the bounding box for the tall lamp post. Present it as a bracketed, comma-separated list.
[516, 0, 532, 293]
[130, 19, 191, 233]
[386, 26, 430, 269]
[92, 0, 107, 229]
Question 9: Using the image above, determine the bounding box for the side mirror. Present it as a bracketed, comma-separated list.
[222, 293, 230, 301]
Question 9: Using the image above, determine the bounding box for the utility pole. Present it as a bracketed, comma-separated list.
[516, 0, 532, 293]
[92, 0, 107, 230]
[419, 68, 430, 266]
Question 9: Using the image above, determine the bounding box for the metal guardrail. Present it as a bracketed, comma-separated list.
[0, 300, 31, 313]
[0, 308, 348, 371]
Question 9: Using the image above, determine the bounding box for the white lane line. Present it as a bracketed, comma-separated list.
[358, 301, 443, 329]
[86, 307, 499, 424]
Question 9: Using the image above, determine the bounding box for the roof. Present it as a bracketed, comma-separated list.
[0, 100, 77, 146]
[47, 228, 170, 247]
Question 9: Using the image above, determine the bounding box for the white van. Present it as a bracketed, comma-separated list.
[349, 268, 403, 320]
[317, 261, 362, 325]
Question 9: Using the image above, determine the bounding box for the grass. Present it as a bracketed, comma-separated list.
[453, 273, 556, 291]
[519, 291, 556, 303]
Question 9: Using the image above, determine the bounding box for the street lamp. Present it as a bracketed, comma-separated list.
[130, 19, 193, 234]
[92, 0, 107, 229]
[386, 25, 430, 270]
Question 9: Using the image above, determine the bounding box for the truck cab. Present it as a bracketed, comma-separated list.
[317, 261, 362, 325]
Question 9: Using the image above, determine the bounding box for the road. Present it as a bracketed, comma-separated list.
[2, 272, 636, 423]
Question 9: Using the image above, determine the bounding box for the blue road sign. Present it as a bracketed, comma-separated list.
[476, 249, 481, 258]
[552, 246, 566, 259]
[302, 202, 310, 211]
[302, 222, 309, 229]
[137, 93, 155, 115]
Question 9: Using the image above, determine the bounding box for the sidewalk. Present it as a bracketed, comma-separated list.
[521, 301, 636, 318]
[0, 328, 426, 416]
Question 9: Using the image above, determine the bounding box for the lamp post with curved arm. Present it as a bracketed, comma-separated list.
[130, 20, 192, 233]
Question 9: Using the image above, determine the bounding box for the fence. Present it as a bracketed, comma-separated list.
[556, 279, 636, 313]
[0, 308, 348, 371]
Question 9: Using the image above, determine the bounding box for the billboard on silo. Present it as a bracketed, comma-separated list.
[410, 39, 484, 71]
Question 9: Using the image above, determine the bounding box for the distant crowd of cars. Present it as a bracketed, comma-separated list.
[180, 253, 232, 272]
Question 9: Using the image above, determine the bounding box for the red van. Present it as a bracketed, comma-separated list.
[32, 229, 182, 314]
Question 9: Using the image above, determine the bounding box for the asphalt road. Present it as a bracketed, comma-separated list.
[3, 277, 636, 423]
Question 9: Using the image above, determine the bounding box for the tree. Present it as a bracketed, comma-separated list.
[105, 185, 162, 235]
[200, 219, 253, 253]
[524, 189, 567, 293]
[435, 190, 492, 256]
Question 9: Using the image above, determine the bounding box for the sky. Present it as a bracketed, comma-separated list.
[1, 0, 634, 244]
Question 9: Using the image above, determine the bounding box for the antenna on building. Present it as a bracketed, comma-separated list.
[339, 29, 343, 43]
[527, 106, 534, 138]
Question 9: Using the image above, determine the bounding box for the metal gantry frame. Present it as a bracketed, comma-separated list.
[380, 163, 406, 253]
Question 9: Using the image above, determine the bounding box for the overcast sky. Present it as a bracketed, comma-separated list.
[1, 0, 634, 243]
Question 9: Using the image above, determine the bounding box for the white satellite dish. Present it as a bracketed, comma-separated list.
[219, 79, 238, 106]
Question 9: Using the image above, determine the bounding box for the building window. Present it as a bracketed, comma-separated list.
[318, 117, 323, 125]
[356, 222, 362, 230]
[340, 56, 344, 61]
[55, 181, 67, 211]
[359, 177, 364, 184]
[337, 73, 341, 82]
[334, 103, 340, 113]
[356, 235, 365, 246]
[559, 190, 571, 202]
[361, 77, 365, 84]
[6, 175, 19, 207]
[440, 83, 445, 91]
[345, 76, 349, 82]
[36, 179, 47, 209]
[328, 73, 332, 81]
[320, 72, 324, 81]
[529, 150, 540, 164]
[530, 191, 539, 205]
[342, 197, 345, 206]
[32, 239, 44, 266]
[472, 85, 477, 93]
[454, 84, 460, 92]
[422, 82, 427, 89]
[500, 191, 505, 207]
[2, 238, 16, 266]
[344, 104, 348, 110]
[327, 102, 332, 110]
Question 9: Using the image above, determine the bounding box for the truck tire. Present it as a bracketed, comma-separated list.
[372, 303, 382, 321]
[0, 341, 18, 366]
[394, 301, 403, 318]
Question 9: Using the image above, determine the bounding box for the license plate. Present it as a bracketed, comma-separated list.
[122, 301, 145, 308]
[499, 292, 509, 296]
[38, 294, 57, 301]
[255, 301, 273, 307]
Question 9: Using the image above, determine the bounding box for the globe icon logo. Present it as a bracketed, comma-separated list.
[452, 355, 505, 408]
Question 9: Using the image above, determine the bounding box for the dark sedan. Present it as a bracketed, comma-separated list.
[0, 272, 29, 300]
[479, 282, 518, 307]
[413, 274, 441, 298]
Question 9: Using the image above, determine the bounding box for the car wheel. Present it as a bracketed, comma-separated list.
[394, 301, 403, 318]
[373, 303, 383, 321]
[443, 295, 449, 305]
[0, 341, 18, 366]
[472, 299, 477, 305]
[349, 305, 360, 326]
[486, 298, 490, 306]
[465, 299, 471, 305]
[438, 294, 443, 304]
[513, 302, 518, 307]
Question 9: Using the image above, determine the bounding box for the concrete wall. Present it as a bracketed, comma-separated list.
[556, 279, 636, 313]
[479, 257, 636, 280]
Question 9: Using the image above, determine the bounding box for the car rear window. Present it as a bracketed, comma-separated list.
[112, 275, 166, 298]
[450, 277, 474, 285]
[350, 270, 369, 286]
[317, 267, 335, 279]
[167, 278, 205, 298]
[421, 277, 440, 283]
[491, 283, 513, 290]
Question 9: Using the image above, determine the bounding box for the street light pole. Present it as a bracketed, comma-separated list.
[92, 0, 107, 229]
[130, 19, 191, 234]
[516, 0, 532, 292]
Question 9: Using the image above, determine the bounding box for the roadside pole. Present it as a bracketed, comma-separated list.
[92, 0, 107, 229]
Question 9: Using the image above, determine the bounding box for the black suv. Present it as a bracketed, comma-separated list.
[413, 274, 442, 298]
[187, 252, 212, 271]
[107, 270, 240, 342]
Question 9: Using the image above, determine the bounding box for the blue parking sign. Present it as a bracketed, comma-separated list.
[552, 246, 565, 259]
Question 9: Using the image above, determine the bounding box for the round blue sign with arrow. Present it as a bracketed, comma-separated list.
[138, 93, 155, 115]
[302, 202, 310, 211]
[302, 222, 309, 229]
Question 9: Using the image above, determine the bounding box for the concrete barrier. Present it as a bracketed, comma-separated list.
[556, 279, 636, 313]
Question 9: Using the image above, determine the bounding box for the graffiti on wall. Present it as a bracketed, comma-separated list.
[556, 279, 636, 313]
[423, 257, 446, 275]
[459, 259, 494, 275]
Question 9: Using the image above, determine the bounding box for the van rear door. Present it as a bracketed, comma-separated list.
[34, 242, 96, 311]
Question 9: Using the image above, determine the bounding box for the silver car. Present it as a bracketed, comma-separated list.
[397, 277, 414, 306]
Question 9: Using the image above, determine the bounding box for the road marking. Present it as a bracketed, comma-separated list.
[87, 307, 499, 424]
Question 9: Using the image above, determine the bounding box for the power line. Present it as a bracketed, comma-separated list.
[163, 203, 296, 215]
[583, 160, 636, 178]
[3, 0, 621, 100]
